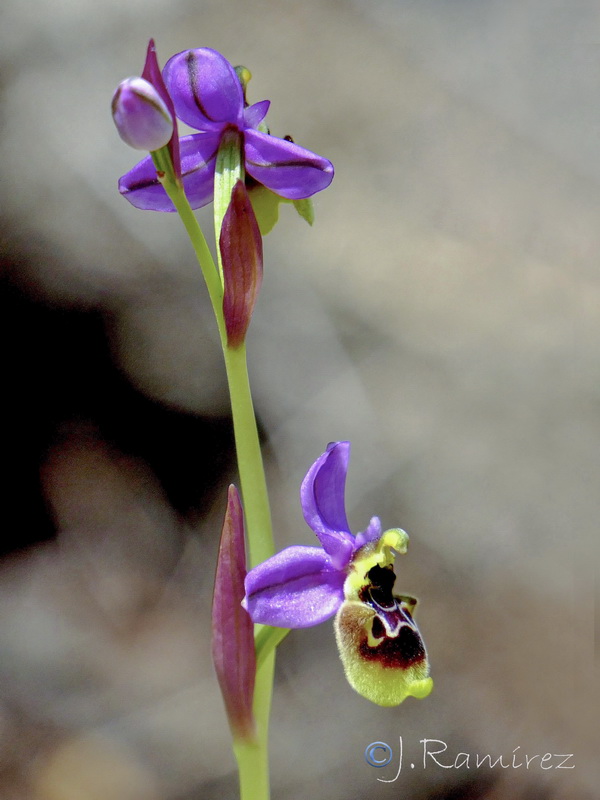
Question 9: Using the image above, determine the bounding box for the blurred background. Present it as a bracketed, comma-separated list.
[0, 0, 596, 797]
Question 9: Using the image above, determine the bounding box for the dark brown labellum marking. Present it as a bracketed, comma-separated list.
[357, 564, 427, 669]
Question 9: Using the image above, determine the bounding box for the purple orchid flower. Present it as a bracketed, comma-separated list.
[243, 442, 433, 706]
[119, 48, 334, 211]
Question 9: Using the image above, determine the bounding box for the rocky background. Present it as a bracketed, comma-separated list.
[0, 0, 596, 798]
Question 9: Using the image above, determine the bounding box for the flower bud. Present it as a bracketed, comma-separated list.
[111, 77, 173, 151]
[234, 65, 252, 104]
[220, 180, 263, 349]
[212, 486, 256, 741]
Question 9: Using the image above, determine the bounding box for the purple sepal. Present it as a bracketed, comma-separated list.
[300, 441, 355, 569]
[163, 48, 244, 132]
[243, 545, 345, 628]
[211, 486, 256, 740]
[244, 129, 334, 199]
[118, 132, 220, 211]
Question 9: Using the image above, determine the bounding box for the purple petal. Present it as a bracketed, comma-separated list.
[300, 442, 356, 569]
[118, 132, 221, 211]
[163, 48, 244, 132]
[243, 546, 345, 628]
[244, 129, 334, 199]
[141, 39, 180, 178]
[244, 100, 270, 130]
[354, 516, 383, 550]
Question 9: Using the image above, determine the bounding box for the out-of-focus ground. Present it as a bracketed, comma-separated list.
[0, 0, 597, 798]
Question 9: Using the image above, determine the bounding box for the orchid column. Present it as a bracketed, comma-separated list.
[112, 40, 333, 800]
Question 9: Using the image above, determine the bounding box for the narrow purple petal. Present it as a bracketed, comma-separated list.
[163, 48, 244, 132]
[302, 442, 351, 533]
[354, 516, 383, 550]
[141, 39, 181, 178]
[118, 133, 220, 211]
[244, 129, 334, 199]
[243, 545, 345, 628]
[300, 442, 355, 568]
[211, 486, 256, 739]
[244, 100, 270, 130]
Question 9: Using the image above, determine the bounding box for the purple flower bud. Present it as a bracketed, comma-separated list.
[111, 76, 173, 151]
[212, 486, 256, 740]
[220, 180, 263, 349]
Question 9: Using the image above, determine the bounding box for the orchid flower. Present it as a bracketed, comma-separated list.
[118, 48, 334, 212]
[243, 442, 433, 707]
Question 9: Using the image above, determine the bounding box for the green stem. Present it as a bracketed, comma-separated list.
[222, 344, 274, 800]
[234, 741, 266, 800]
[255, 625, 290, 671]
[159, 176, 274, 564]
[235, 652, 275, 800]
[222, 343, 274, 566]
[157, 168, 224, 339]
[159, 166, 275, 800]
